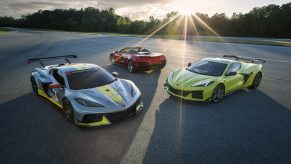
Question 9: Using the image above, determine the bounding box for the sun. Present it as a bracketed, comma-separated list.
[179, 8, 194, 16]
[172, 0, 195, 15]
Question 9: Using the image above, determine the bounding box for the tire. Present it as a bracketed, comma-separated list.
[62, 98, 75, 123]
[211, 84, 225, 103]
[251, 73, 262, 89]
[161, 63, 166, 68]
[110, 55, 115, 64]
[31, 77, 39, 96]
[127, 60, 135, 73]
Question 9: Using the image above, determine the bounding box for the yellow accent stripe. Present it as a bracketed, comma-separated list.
[77, 116, 110, 127]
[96, 85, 123, 103]
[38, 89, 63, 108]
[73, 65, 85, 70]
[71, 64, 92, 71]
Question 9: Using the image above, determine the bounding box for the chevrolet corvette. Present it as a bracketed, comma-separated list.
[28, 55, 143, 127]
[109, 47, 166, 73]
[164, 55, 265, 103]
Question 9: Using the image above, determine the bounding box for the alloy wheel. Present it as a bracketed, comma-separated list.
[63, 99, 74, 123]
[212, 84, 225, 103]
[31, 77, 38, 95]
[128, 61, 134, 73]
[252, 73, 262, 89]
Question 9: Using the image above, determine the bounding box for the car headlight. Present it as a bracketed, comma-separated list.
[191, 81, 214, 87]
[74, 98, 104, 107]
[168, 72, 174, 80]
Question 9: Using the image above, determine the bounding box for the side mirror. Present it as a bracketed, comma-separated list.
[48, 84, 61, 89]
[226, 71, 237, 76]
[112, 72, 119, 77]
[187, 63, 191, 67]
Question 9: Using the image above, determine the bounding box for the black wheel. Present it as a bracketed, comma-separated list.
[128, 60, 135, 73]
[251, 73, 262, 89]
[31, 77, 39, 96]
[161, 63, 166, 68]
[211, 84, 225, 103]
[110, 55, 115, 64]
[62, 98, 75, 123]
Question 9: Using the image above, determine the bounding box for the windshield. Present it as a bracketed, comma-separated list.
[120, 47, 151, 54]
[139, 48, 150, 53]
[187, 60, 227, 76]
[128, 49, 139, 54]
[67, 68, 116, 90]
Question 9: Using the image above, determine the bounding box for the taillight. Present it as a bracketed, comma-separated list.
[160, 55, 166, 60]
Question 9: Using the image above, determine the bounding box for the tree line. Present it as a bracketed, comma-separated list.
[0, 2, 290, 38]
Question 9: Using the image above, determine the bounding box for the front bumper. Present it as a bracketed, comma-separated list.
[76, 98, 144, 127]
[163, 82, 213, 102]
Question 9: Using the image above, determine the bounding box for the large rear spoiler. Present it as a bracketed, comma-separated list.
[223, 55, 266, 64]
[27, 55, 77, 67]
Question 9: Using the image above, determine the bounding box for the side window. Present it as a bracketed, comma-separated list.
[143, 48, 150, 52]
[227, 63, 241, 73]
[49, 69, 53, 75]
[52, 69, 66, 87]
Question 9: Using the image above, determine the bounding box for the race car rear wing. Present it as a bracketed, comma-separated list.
[27, 55, 77, 67]
[223, 55, 266, 64]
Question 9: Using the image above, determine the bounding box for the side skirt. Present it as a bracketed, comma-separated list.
[38, 89, 63, 109]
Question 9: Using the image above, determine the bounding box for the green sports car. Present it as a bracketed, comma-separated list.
[164, 55, 265, 103]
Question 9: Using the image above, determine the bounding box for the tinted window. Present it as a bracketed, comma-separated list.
[119, 48, 138, 53]
[119, 47, 151, 53]
[187, 60, 227, 76]
[52, 69, 66, 86]
[227, 63, 241, 73]
[67, 68, 116, 90]
[128, 49, 139, 54]
[139, 48, 150, 53]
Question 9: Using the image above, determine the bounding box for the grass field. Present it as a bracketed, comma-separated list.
[99, 33, 291, 47]
[4, 27, 291, 46]
[152, 35, 291, 47]
[0, 27, 11, 34]
[83, 32, 291, 47]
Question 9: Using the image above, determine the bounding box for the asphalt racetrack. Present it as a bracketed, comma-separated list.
[0, 29, 291, 164]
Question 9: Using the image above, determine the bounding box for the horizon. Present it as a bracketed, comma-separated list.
[0, 0, 290, 20]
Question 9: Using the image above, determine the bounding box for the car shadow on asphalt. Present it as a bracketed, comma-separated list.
[0, 66, 162, 163]
[143, 89, 291, 164]
[0, 93, 71, 163]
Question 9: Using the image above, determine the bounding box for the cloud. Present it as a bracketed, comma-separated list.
[0, 0, 289, 20]
[0, 0, 176, 19]
[115, 3, 174, 20]
[0, 0, 98, 17]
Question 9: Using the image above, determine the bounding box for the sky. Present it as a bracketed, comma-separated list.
[0, 0, 289, 20]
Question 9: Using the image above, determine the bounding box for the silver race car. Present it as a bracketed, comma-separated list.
[28, 55, 143, 127]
